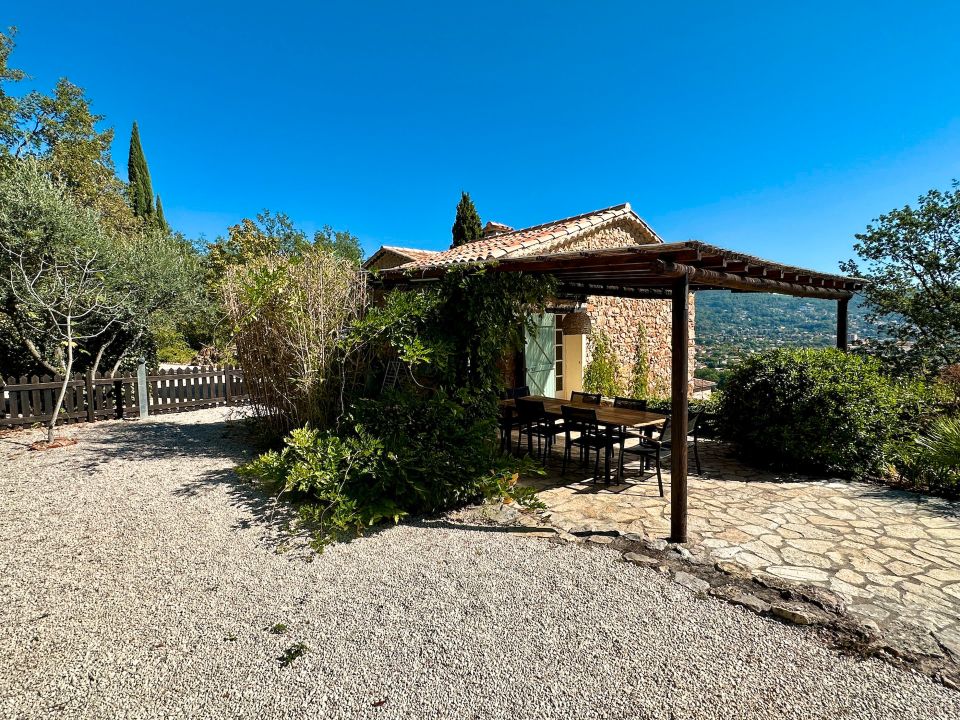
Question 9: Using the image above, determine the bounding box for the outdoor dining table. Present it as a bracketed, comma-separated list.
[500, 395, 667, 482]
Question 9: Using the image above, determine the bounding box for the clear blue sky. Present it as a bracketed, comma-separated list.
[6, 2, 960, 272]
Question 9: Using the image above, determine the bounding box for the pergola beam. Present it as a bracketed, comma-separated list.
[557, 284, 673, 300]
[656, 261, 853, 300]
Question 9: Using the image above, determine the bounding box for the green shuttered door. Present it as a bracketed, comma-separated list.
[524, 313, 555, 396]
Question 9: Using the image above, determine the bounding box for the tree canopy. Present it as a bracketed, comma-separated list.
[841, 182, 960, 374]
[206, 210, 362, 287]
[450, 191, 482, 248]
[127, 121, 154, 218]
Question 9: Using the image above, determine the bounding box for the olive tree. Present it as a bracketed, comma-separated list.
[0, 160, 131, 441]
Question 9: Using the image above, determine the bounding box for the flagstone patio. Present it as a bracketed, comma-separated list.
[524, 439, 960, 645]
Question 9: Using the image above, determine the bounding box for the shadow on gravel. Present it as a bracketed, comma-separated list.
[71, 413, 257, 467]
[67, 413, 303, 548]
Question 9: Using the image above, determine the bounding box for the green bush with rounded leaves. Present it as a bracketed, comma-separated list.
[718, 348, 908, 478]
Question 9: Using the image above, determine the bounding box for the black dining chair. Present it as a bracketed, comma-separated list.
[571, 391, 601, 404]
[617, 409, 704, 495]
[617, 416, 670, 497]
[613, 396, 647, 411]
[641, 406, 705, 473]
[497, 404, 523, 454]
[688, 409, 704, 474]
[614, 396, 654, 442]
[516, 397, 564, 462]
[512, 385, 531, 399]
[560, 405, 619, 483]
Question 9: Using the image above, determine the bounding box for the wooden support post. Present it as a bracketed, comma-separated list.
[837, 297, 849, 351]
[670, 274, 690, 544]
[224, 365, 234, 406]
[137, 362, 149, 419]
[114, 378, 124, 419]
[85, 369, 95, 423]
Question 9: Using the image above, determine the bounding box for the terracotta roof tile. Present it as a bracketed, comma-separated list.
[397, 202, 661, 269]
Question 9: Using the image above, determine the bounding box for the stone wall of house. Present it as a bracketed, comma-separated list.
[546, 216, 659, 253]
[559, 219, 696, 397]
[584, 294, 696, 397]
[365, 249, 413, 272]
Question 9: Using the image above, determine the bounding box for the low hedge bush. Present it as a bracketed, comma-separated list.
[717, 348, 915, 478]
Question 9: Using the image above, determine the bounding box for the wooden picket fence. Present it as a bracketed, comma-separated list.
[0, 365, 246, 428]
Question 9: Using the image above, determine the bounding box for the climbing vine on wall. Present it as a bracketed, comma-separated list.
[628, 321, 650, 398]
[583, 330, 623, 397]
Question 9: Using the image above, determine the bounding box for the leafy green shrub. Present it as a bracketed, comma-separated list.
[153, 320, 196, 363]
[583, 330, 623, 397]
[718, 348, 907, 477]
[239, 390, 543, 549]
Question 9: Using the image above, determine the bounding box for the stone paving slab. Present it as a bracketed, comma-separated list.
[524, 439, 960, 645]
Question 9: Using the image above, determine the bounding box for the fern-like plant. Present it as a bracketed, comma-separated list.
[918, 416, 960, 470]
[583, 330, 623, 398]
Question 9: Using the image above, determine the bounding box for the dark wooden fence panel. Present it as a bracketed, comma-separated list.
[0, 365, 246, 428]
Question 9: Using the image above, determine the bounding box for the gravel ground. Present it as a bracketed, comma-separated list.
[1, 408, 958, 720]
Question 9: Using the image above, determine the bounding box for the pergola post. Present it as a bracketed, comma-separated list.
[837, 297, 849, 351]
[670, 274, 690, 544]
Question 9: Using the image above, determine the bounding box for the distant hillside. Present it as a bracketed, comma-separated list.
[694, 292, 879, 373]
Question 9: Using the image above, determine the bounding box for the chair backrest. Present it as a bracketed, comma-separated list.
[513, 385, 531, 399]
[614, 396, 648, 411]
[657, 416, 672, 442]
[516, 397, 546, 422]
[656, 413, 700, 442]
[561, 404, 598, 432]
[688, 409, 704, 435]
[571, 391, 601, 404]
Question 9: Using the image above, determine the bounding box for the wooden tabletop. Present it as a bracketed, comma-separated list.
[501, 395, 667, 429]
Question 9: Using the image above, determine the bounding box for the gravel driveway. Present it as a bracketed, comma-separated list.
[1, 408, 958, 719]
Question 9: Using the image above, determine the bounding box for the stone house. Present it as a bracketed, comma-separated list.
[363, 203, 696, 399]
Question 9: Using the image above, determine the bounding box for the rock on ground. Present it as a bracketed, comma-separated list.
[1, 408, 959, 719]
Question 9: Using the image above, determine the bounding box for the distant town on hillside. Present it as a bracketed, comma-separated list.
[694, 292, 879, 384]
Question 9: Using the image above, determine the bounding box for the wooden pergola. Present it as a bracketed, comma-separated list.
[376, 240, 865, 544]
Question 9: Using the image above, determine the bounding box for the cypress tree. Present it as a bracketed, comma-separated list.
[127, 121, 154, 219]
[450, 191, 482, 248]
[155, 194, 169, 233]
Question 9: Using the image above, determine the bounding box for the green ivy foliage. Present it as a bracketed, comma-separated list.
[583, 330, 623, 398]
[718, 348, 936, 478]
